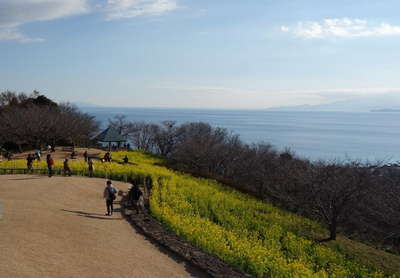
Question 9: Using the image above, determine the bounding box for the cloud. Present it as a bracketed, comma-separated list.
[0, 0, 90, 43]
[281, 18, 400, 39]
[280, 26, 289, 32]
[0, 0, 179, 42]
[0, 27, 45, 43]
[105, 0, 178, 20]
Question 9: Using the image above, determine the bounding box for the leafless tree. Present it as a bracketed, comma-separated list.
[0, 91, 98, 150]
[125, 122, 158, 151]
[303, 162, 375, 240]
[153, 121, 179, 156]
[97, 118, 400, 248]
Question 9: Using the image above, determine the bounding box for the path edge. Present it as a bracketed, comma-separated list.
[121, 197, 252, 278]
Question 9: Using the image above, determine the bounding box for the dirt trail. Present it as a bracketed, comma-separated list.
[0, 175, 207, 278]
[11, 147, 104, 161]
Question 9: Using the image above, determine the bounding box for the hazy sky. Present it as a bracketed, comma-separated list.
[1, 0, 400, 109]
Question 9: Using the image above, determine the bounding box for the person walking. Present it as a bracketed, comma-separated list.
[83, 150, 88, 162]
[26, 154, 34, 172]
[88, 158, 94, 177]
[103, 180, 118, 216]
[63, 158, 72, 176]
[129, 183, 144, 214]
[46, 154, 54, 177]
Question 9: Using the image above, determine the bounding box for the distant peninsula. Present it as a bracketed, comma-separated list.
[371, 108, 400, 112]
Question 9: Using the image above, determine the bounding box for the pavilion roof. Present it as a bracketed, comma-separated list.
[93, 127, 126, 142]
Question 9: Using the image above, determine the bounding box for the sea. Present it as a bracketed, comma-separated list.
[82, 107, 400, 163]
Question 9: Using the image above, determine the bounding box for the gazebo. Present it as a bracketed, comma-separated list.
[93, 127, 126, 151]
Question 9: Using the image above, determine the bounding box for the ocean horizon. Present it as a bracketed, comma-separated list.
[81, 107, 400, 163]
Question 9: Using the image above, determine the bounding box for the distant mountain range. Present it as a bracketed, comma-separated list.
[72, 102, 101, 108]
[72, 92, 400, 112]
[269, 92, 400, 112]
[370, 108, 400, 112]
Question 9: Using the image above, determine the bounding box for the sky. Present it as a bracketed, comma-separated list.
[1, 0, 400, 109]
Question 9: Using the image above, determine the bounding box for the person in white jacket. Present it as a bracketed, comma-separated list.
[103, 180, 118, 216]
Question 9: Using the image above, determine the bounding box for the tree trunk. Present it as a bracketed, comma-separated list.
[329, 218, 337, 240]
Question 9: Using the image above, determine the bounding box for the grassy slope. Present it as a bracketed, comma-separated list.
[107, 152, 400, 277]
[1, 151, 399, 277]
[325, 237, 400, 275]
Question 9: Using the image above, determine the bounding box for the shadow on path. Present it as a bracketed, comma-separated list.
[8, 176, 46, 181]
[61, 209, 123, 221]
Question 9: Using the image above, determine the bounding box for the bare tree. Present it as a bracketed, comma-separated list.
[126, 122, 158, 151]
[303, 162, 374, 240]
[153, 121, 179, 156]
[109, 114, 129, 135]
[0, 91, 98, 150]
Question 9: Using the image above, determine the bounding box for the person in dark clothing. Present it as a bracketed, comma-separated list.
[123, 155, 129, 164]
[103, 152, 110, 162]
[129, 184, 144, 214]
[83, 150, 88, 162]
[88, 158, 94, 177]
[103, 180, 118, 216]
[26, 154, 34, 172]
[46, 154, 54, 177]
[63, 158, 72, 176]
[5, 152, 12, 161]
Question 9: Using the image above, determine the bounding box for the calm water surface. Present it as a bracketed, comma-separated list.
[83, 107, 400, 162]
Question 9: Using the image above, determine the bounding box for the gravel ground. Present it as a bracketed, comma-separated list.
[0, 175, 207, 278]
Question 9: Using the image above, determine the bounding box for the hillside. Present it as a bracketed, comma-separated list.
[1, 151, 400, 277]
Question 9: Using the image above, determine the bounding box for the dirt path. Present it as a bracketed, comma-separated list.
[0, 175, 208, 278]
[10, 147, 104, 162]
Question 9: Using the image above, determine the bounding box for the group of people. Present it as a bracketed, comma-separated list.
[24, 148, 144, 217]
[103, 180, 144, 216]
[26, 149, 131, 175]
[26, 150, 94, 177]
[25, 151, 42, 170]
[24, 152, 65, 177]
[27, 153, 143, 216]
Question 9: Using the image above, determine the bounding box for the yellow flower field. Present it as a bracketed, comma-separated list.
[0, 151, 398, 278]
